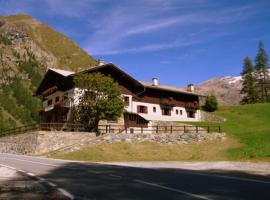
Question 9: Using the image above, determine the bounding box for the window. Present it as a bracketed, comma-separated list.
[162, 108, 171, 116]
[137, 105, 148, 114]
[180, 110, 183, 115]
[187, 111, 195, 118]
[176, 109, 179, 115]
[47, 99, 52, 106]
[124, 96, 129, 106]
[55, 96, 60, 103]
[153, 107, 156, 112]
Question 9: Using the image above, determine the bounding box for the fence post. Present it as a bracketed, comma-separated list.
[207, 126, 210, 133]
[184, 125, 186, 133]
[105, 125, 108, 133]
[219, 126, 221, 133]
[170, 125, 173, 134]
[196, 126, 198, 133]
[156, 126, 158, 134]
[109, 125, 111, 133]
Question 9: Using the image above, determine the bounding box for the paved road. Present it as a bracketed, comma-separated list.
[0, 153, 270, 200]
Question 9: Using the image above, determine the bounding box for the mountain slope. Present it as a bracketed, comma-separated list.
[195, 76, 243, 105]
[196, 70, 270, 105]
[0, 14, 97, 131]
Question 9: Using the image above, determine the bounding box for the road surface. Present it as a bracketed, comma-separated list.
[0, 153, 270, 200]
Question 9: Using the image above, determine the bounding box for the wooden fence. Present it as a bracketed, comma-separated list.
[0, 123, 221, 137]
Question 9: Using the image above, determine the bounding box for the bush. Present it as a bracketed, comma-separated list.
[202, 95, 218, 112]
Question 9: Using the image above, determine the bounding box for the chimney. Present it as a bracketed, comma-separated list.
[152, 77, 159, 86]
[97, 59, 105, 66]
[187, 84, 194, 92]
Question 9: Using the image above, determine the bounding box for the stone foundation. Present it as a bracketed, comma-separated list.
[0, 131, 95, 155]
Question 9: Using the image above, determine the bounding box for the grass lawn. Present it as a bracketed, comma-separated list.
[49, 103, 270, 161]
[190, 103, 270, 160]
[49, 138, 238, 162]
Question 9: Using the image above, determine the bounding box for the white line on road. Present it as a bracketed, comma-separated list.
[0, 163, 16, 170]
[109, 174, 122, 178]
[47, 182, 57, 187]
[0, 163, 75, 200]
[134, 179, 213, 200]
[58, 188, 75, 200]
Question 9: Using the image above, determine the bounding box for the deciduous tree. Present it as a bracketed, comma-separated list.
[73, 73, 124, 131]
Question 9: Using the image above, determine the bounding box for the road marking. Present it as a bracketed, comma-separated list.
[58, 188, 75, 200]
[109, 174, 122, 178]
[134, 179, 212, 200]
[47, 182, 57, 187]
[0, 163, 16, 170]
[27, 172, 35, 177]
[0, 163, 75, 200]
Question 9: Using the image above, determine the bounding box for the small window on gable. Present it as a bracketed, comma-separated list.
[180, 110, 183, 115]
[55, 96, 60, 102]
[176, 109, 179, 115]
[48, 99, 52, 106]
[153, 107, 156, 112]
[124, 96, 129, 106]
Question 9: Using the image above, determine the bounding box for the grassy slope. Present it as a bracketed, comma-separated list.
[51, 103, 270, 161]
[190, 103, 270, 160]
[49, 139, 238, 162]
[0, 14, 97, 70]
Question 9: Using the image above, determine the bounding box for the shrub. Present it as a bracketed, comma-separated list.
[202, 95, 218, 112]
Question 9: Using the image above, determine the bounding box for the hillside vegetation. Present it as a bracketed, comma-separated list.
[0, 14, 97, 131]
[191, 103, 270, 160]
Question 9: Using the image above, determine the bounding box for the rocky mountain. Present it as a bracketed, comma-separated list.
[0, 14, 97, 131]
[195, 69, 270, 105]
[195, 76, 243, 105]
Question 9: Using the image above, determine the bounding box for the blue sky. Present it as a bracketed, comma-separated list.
[1, 0, 270, 87]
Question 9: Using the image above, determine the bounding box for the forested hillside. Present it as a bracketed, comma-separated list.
[0, 14, 97, 131]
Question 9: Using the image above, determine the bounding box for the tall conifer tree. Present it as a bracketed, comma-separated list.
[240, 57, 258, 104]
[254, 41, 270, 102]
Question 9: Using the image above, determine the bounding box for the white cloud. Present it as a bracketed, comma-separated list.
[83, 2, 255, 55]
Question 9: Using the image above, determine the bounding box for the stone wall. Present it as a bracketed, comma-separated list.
[200, 111, 226, 122]
[0, 131, 95, 155]
[0, 132, 38, 155]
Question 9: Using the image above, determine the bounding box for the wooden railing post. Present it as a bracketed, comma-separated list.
[184, 125, 186, 133]
[156, 126, 158, 134]
[219, 126, 221, 133]
[170, 125, 173, 134]
[207, 126, 210, 133]
[196, 126, 198, 133]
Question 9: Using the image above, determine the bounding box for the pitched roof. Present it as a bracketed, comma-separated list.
[139, 81, 200, 96]
[49, 68, 75, 77]
[37, 64, 200, 97]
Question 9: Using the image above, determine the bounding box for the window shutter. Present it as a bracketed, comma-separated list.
[145, 106, 148, 114]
